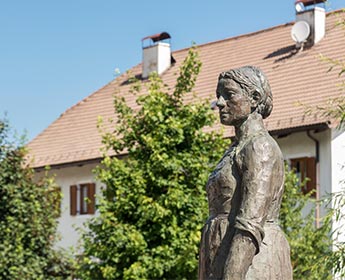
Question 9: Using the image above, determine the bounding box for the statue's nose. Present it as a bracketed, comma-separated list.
[216, 96, 226, 109]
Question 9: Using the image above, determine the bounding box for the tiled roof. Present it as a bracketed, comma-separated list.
[28, 10, 345, 168]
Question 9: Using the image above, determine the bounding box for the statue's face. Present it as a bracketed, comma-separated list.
[216, 78, 251, 126]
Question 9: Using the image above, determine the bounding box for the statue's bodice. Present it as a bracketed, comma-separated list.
[206, 133, 284, 224]
[206, 144, 241, 221]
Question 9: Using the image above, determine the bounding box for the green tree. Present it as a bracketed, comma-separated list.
[77, 47, 227, 279]
[0, 119, 74, 279]
[280, 167, 333, 279]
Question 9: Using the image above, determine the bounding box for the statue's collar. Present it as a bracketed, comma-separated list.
[235, 113, 265, 143]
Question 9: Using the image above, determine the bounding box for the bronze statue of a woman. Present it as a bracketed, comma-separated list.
[199, 66, 292, 280]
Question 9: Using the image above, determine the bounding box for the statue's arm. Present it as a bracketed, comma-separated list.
[223, 138, 277, 279]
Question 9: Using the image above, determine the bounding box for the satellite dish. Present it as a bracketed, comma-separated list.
[291, 21, 310, 43]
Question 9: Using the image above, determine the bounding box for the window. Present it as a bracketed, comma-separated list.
[290, 157, 316, 197]
[70, 183, 96, 216]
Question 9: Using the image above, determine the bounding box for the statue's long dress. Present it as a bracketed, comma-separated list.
[198, 132, 292, 280]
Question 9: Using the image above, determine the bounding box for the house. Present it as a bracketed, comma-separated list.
[28, 4, 345, 249]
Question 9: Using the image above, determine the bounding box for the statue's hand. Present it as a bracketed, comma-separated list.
[223, 231, 256, 280]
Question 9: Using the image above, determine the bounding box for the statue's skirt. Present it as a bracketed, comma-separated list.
[198, 214, 293, 280]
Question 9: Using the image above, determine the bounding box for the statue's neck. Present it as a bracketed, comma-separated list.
[235, 113, 265, 142]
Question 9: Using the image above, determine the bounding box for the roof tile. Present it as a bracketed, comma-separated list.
[28, 10, 345, 168]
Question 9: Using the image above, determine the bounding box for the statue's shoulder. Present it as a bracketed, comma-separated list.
[241, 132, 282, 162]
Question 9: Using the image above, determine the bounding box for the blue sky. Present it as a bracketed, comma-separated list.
[0, 0, 344, 142]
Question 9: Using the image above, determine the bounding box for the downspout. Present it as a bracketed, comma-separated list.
[306, 130, 320, 227]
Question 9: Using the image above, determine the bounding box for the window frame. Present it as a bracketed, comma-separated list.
[70, 183, 96, 216]
[290, 157, 316, 197]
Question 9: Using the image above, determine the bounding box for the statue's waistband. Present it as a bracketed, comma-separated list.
[206, 214, 279, 226]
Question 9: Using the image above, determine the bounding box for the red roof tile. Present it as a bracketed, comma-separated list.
[28, 10, 345, 168]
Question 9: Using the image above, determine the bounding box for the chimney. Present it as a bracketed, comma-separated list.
[142, 32, 172, 79]
[292, 0, 326, 47]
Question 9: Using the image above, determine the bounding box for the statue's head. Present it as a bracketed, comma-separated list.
[216, 66, 273, 123]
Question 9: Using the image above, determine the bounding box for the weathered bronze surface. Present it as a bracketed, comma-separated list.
[199, 66, 292, 280]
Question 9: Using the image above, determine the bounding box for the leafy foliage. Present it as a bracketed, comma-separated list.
[326, 188, 345, 278]
[0, 119, 74, 279]
[77, 47, 227, 279]
[310, 10, 345, 278]
[280, 167, 333, 280]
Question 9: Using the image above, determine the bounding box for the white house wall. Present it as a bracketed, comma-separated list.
[275, 129, 332, 217]
[331, 128, 345, 243]
[331, 129, 345, 194]
[33, 129, 335, 250]
[35, 162, 103, 250]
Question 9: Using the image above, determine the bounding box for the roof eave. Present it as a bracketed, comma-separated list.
[33, 122, 331, 171]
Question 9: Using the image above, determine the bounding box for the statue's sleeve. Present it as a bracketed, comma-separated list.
[234, 137, 277, 253]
